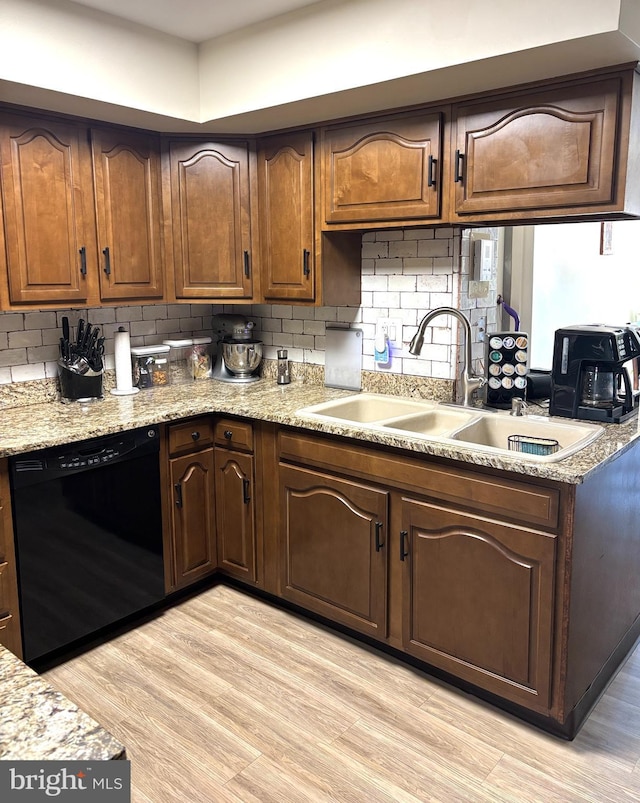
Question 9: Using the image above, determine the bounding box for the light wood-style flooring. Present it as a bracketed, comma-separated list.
[44, 585, 640, 802]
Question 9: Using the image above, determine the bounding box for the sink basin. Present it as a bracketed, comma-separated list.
[382, 408, 478, 437]
[297, 393, 436, 423]
[297, 393, 603, 462]
[450, 414, 603, 461]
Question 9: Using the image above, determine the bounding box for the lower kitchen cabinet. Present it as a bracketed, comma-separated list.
[400, 496, 556, 710]
[279, 463, 389, 638]
[214, 449, 256, 583]
[0, 459, 22, 658]
[275, 428, 565, 723]
[166, 419, 216, 589]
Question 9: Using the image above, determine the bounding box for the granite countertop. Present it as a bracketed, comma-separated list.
[0, 646, 124, 760]
[0, 378, 637, 483]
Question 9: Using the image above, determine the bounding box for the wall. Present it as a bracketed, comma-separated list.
[0, 227, 499, 388]
[1, 0, 638, 133]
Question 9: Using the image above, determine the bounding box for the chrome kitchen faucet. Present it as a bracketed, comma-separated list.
[409, 307, 486, 407]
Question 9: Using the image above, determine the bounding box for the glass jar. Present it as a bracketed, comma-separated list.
[130, 345, 171, 389]
[162, 338, 212, 383]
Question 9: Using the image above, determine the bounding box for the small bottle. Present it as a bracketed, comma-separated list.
[277, 349, 291, 385]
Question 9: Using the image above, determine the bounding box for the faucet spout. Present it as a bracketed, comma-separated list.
[409, 307, 486, 407]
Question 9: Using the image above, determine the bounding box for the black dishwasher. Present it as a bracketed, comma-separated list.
[10, 426, 166, 665]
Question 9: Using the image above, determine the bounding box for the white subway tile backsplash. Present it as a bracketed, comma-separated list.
[283, 319, 304, 334]
[24, 311, 57, 330]
[374, 258, 404, 274]
[389, 240, 418, 258]
[11, 363, 45, 382]
[9, 330, 42, 349]
[303, 320, 325, 336]
[0, 227, 499, 389]
[388, 275, 417, 292]
[0, 314, 24, 333]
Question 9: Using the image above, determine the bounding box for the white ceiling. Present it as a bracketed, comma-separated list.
[68, 0, 321, 43]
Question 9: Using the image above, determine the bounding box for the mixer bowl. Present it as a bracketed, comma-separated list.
[222, 340, 263, 376]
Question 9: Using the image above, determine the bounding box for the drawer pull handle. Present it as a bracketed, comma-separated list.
[224, 430, 233, 440]
[79, 246, 87, 276]
[454, 149, 464, 183]
[243, 478, 251, 504]
[102, 246, 111, 275]
[243, 250, 251, 278]
[303, 249, 311, 277]
[174, 482, 183, 508]
[400, 530, 409, 561]
[374, 521, 384, 552]
[191, 431, 200, 441]
[427, 155, 437, 188]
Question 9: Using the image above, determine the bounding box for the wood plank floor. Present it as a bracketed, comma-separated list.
[44, 585, 640, 802]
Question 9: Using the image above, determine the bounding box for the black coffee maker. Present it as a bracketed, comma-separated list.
[550, 324, 640, 423]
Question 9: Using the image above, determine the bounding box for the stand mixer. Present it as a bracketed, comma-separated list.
[211, 314, 263, 383]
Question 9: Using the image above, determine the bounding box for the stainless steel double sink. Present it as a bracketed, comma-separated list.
[297, 394, 603, 463]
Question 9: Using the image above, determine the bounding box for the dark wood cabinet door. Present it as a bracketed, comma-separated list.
[453, 77, 621, 217]
[169, 449, 216, 588]
[169, 139, 252, 299]
[0, 459, 21, 658]
[401, 496, 556, 711]
[214, 449, 256, 583]
[322, 110, 442, 225]
[91, 128, 164, 300]
[280, 464, 389, 638]
[0, 114, 94, 304]
[258, 131, 314, 301]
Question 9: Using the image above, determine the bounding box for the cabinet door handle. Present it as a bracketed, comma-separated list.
[242, 478, 251, 504]
[427, 155, 437, 188]
[174, 482, 183, 508]
[374, 521, 384, 552]
[191, 431, 200, 441]
[79, 246, 87, 276]
[102, 246, 111, 275]
[224, 430, 233, 440]
[399, 530, 409, 561]
[243, 250, 251, 278]
[303, 249, 311, 277]
[454, 149, 464, 183]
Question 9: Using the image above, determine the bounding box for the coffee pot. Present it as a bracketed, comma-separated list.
[550, 324, 640, 423]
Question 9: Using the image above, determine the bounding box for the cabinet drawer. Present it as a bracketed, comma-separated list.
[168, 418, 214, 455]
[279, 430, 560, 530]
[215, 418, 253, 452]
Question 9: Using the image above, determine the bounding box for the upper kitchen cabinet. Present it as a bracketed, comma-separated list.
[257, 130, 361, 305]
[0, 113, 96, 305]
[452, 68, 640, 222]
[320, 110, 443, 229]
[258, 131, 315, 301]
[166, 138, 254, 301]
[90, 128, 164, 301]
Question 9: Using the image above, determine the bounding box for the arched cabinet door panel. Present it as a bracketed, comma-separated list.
[0, 115, 95, 304]
[280, 463, 389, 638]
[401, 496, 556, 713]
[169, 450, 216, 587]
[168, 140, 253, 300]
[91, 128, 164, 301]
[322, 110, 443, 225]
[258, 131, 315, 301]
[453, 76, 621, 216]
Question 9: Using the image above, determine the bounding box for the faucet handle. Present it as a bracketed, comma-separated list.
[510, 397, 526, 416]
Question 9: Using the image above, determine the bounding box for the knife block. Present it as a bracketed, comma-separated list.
[58, 362, 104, 403]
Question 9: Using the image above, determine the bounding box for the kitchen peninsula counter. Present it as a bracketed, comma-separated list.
[0, 378, 637, 483]
[0, 645, 125, 760]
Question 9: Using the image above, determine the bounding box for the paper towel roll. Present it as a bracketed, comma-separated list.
[111, 327, 139, 396]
